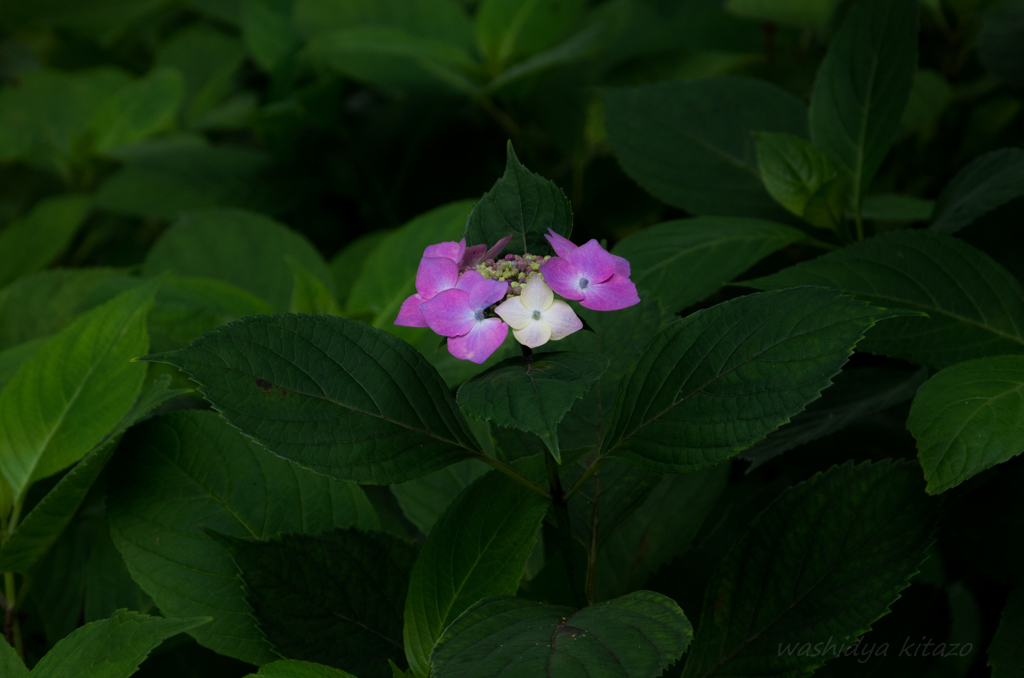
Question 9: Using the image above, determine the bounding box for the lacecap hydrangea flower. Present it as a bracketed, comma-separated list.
[396, 230, 639, 363]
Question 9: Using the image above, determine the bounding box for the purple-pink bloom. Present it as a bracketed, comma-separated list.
[422, 235, 513, 271]
[420, 271, 509, 363]
[540, 237, 640, 311]
[395, 256, 459, 327]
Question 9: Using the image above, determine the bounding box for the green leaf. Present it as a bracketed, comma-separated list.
[305, 26, 479, 95]
[596, 463, 729, 601]
[94, 138, 294, 220]
[0, 281, 155, 502]
[29, 610, 209, 678]
[288, 257, 343, 315]
[0, 636, 26, 677]
[214, 528, 418, 678]
[612, 217, 804, 313]
[600, 287, 916, 473]
[899, 68, 951, 140]
[403, 470, 548, 678]
[390, 459, 489, 534]
[861, 193, 934, 222]
[293, 0, 474, 50]
[155, 26, 245, 126]
[740, 366, 927, 471]
[725, 0, 838, 33]
[143, 314, 483, 484]
[989, 586, 1024, 677]
[808, 0, 918, 210]
[107, 410, 379, 665]
[931, 148, 1024, 233]
[430, 591, 693, 678]
[464, 141, 572, 257]
[602, 77, 808, 219]
[242, 0, 300, 72]
[908, 356, 1024, 494]
[0, 67, 130, 177]
[484, 23, 603, 93]
[330, 230, 391, 310]
[347, 201, 471, 322]
[681, 460, 938, 678]
[475, 0, 586, 72]
[0, 339, 45, 391]
[0, 269, 135, 352]
[246, 660, 359, 678]
[456, 352, 608, 460]
[753, 131, 849, 230]
[143, 208, 331, 312]
[89, 68, 184, 154]
[0, 375, 188, 573]
[743, 230, 1024, 367]
[85, 527, 153, 623]
[148, 275, 274, 353]
[0, 195, 91, 288]
[564, 458, 663, 549]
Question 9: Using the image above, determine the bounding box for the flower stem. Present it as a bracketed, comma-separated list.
[3, 572, 22, 659]
[477, 455, 550, 498]
[545, 450, 586, 608]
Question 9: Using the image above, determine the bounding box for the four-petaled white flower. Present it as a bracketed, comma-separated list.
[495, 277, 582, 348]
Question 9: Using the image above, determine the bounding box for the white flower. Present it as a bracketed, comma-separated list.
[494, 277, 582, 348]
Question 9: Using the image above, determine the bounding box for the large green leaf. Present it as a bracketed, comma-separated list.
[596, 463, 729, 601]
[143, 314, 484, 484]
[84, 527, 153, 623]
[681, 460, 938, 678]
[0, 637, 25, 677]
[94, 138, 296, 220]
[743, 230, 1024, 367]
[457, 352, 608, 460]
[725, 0, 837, 33]
[305, 27, 478, 95]
[107, 410, 378, 665]
[403, 470, 548, 678]
[908, 356, 1024, 494]
[148, 275, 274, 353]
[89, 68, 184, 154]
[753, 132, 848, 230]
[931, 148, 1024, 233]
[0, 339, 44, 392]
[0, 268, 134, 351]
[740, 366, 926, 471]
[242, 0, 299, 73]
[808, 0, 918, 211]
[0, 281, 155, 502]
[390, 459, 489, 534]
[215, 529, 417, 678]
[0, 375, 188, 573]
[464, 142, 572, 257]
[475, 0, 586, 71]
[602, 77, 808, 219]
[29, 610, 209, 678]
[0, 194, 91, 288]
[288, 257, 343, 315]
[143, 208, 331, 311]
[564, 458, 663, 551]
[245, 660, 359, 678]
[600, 287, 914, 472]
[430, 591, 693, 678]
[330, 230, 391, 311]
[989, 586, 1024, 677]
[155, 25, 245, 126]
[0, 67, 130, 176]
[293, 0, 474, 49]
[611, 217, 803, 314]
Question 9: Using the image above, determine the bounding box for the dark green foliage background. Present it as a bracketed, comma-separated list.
[2, 0, 1023, 677]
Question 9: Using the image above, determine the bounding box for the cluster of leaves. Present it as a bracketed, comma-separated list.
[2, 0, 1024, 677]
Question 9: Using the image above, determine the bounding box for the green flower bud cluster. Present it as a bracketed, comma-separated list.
[475, 253, 551, 298]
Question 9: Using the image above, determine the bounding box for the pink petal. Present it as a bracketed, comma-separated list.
[467, 278, 508, 310]
[580, 273, 640, 311]
[448, 319, 508, 364]
[415, 257, 459, 299]
[460, 244, 488, 268]
[483, 234, 513, 261]
[420, 288, 476, 337]
[395, 293, 428, 327]
[423, 240, 465, 263]
[612, 254, 630, 277]
[545, 229, 577, 257]
[539, 257, 584, 301]
[540, 300, 583, 340]
[568, 240, 616, 285]
[456, 270, 485, 292]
